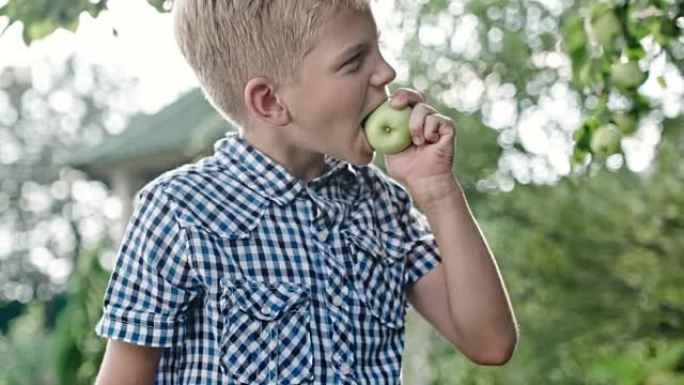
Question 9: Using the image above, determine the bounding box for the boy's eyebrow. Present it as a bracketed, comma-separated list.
[334, 30, 382, 64]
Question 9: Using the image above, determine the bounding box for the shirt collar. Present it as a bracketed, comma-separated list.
[214, 132, 358, 206]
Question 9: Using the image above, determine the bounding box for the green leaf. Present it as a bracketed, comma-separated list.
[147, 0, 171, 13]
[625, 42, 647, 61]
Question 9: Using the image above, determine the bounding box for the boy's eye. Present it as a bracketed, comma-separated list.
[345, 52, 364, 69]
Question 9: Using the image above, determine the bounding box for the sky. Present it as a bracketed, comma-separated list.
[1, 1, 203, 114]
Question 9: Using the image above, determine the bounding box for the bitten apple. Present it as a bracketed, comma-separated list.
[363, 100, 412, 154]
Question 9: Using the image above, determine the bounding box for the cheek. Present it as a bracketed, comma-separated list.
[333, 87, 367, 125]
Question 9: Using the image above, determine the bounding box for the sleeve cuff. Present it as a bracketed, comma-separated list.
[94, 311, 185, 348]
[404, 235, 442, 288]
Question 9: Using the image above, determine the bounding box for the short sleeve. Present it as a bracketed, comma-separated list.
[95, 183, 202, 347]
[378, 172, 442, 288]
[399, 193, 442, 288]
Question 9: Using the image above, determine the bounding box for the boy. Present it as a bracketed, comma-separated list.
[94, 1, 518, 384]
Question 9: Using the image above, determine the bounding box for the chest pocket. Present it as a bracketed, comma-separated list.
[344, 225, 408, 329]
[219, 279, 313, 384]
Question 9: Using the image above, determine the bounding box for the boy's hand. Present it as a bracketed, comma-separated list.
[383, 88, 458, 205]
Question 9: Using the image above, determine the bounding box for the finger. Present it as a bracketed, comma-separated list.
[434, 114, 455, 137]
[389, 88, 426, 109]
[424, 114, 441, 143]
[409, 103, 436, 145]
[434, 115, 456, 147]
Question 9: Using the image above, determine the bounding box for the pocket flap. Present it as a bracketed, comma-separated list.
[170, 174, 271, 239]
[345, 226, 406, 264]
[225, 280, 309, 321]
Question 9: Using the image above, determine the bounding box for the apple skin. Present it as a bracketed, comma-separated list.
[589, 4, 622, 50]
[612, 112, 637, 135]
[610, 61, 646, 91]
[363, 100, 412, 154]
[590, 123, 622, 156]
[592, 12, 621, 50]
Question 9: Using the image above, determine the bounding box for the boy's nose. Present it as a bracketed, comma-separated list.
[370, 54, 396, 89]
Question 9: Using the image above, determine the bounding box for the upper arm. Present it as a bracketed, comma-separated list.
[95, 340, 162, 385]
[95, 184, 201, 347]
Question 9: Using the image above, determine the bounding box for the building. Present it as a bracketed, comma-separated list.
[69, 87, 235, 226]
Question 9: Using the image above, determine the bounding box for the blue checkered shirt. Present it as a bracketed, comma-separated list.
[96, 132, 442, 384]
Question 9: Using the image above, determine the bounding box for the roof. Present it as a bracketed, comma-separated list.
[68, 87, 235, 172]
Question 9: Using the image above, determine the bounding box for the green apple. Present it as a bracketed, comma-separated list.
[612, 112, 637, 135]
[363, 100, 412, 154]
[590, 123, 622, 156]
[591, 11, 622, 50]
[610, 61, 646, 91]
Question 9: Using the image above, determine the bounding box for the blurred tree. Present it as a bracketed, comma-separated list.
[0, 303, 54, 385]
[402, 114, 684, 383]
[395, 0, 681, 185]
[1, 0, 681, 176]
[53, 246, 110, 385]
[2, 1, 683, 384]
[0, 0, 168, 43]
[0, 56, 133, 307]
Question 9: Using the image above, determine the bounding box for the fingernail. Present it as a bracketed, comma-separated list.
[415, 136, 423, 145]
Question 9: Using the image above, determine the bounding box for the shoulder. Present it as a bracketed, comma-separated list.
[347, 163, 413, 232]
[135, 157, 267, 238]
[352, 163, 412, 206]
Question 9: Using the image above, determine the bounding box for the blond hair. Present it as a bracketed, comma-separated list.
[173, 0, 370, 128]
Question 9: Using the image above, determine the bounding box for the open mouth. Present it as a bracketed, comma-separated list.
[361, 101, 385, 127]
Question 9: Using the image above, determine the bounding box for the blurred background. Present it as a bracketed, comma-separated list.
[0, 0, 682, 384]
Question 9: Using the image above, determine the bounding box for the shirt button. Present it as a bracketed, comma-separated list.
[319, 229, 328, 241]
[340, 363, 352, 375]
[332, 295, 343, 307]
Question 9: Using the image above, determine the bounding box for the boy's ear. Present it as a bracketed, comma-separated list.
[243, 77, 291, 127]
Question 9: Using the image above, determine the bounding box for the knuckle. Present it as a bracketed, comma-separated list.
[415, 103, 430, 113]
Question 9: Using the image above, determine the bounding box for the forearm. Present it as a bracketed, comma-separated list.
[411, 178, 517, 359]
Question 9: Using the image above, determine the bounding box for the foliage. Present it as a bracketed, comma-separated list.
[394, 0, 682, 179]
[1, 1, 683, 384]
[1, 1, 681, 173]
[0, 303, 55, 385]
[0, 247, 109, 385]
[53, 246, 110, 385]
[564, 0, 683, 167]
[0, 57, 130, 304]
[402, 114, 684, 383]
[0, 0, 169, 44]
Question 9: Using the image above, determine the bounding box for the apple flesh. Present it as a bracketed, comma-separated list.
[363, 100, 412, 154]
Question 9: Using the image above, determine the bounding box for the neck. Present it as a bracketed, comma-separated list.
[241, 127, 328, 182]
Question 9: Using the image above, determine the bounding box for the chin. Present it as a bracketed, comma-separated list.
[347, 148, 375, 166]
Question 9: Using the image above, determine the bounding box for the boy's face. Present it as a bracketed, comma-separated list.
[279, 7, 396, 166]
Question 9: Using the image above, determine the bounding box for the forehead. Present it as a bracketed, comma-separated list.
[305, 7, 378, 63]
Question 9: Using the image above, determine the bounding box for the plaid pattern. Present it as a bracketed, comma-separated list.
[96, 132, 442, 384]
